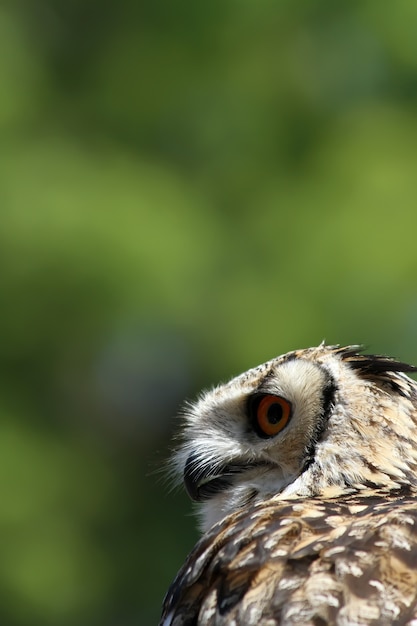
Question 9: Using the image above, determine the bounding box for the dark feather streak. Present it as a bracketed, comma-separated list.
[339, 347, 417, 376]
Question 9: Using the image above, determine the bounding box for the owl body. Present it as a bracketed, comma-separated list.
[161, 344, 417, 625]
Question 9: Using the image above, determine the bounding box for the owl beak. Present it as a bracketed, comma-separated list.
[183, 453, 244, 502]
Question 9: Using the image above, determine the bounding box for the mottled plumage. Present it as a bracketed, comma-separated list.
[161, 344, 417, 626]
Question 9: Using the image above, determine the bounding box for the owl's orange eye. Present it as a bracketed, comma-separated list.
[251, 394, 292, 438]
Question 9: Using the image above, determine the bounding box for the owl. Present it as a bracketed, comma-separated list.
[160, 344, 417, 626]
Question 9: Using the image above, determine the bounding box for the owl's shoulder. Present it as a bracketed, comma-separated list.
[161, 488, 417, 625]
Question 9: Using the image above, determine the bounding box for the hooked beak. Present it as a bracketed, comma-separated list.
[183, 453, 246, 502]
[183, 453, 272, 502]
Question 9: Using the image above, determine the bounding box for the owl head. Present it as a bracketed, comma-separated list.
[174, 344, 417, 531]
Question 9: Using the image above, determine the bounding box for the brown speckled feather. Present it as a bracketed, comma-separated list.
[161, 345, 417, 626]
[162, 488, 417, 625]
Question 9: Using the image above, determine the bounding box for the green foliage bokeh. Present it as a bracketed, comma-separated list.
[1, 2, 417, 624]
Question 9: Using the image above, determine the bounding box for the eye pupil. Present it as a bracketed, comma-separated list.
[267, 403, 283, 424]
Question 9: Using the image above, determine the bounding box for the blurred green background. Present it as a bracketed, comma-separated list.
[1, 1, 417, 624]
